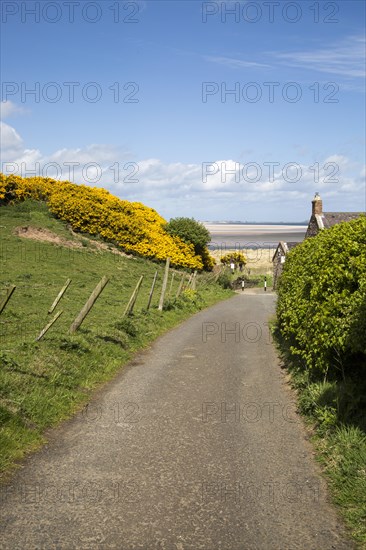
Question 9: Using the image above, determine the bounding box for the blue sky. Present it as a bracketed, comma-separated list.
[1, 0, 365, 221]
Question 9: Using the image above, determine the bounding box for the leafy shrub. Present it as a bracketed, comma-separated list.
[217, 271, 232, 289]
[114, 318, 138, 337]
[165, 217, 214, 270]
[59, 337, 90, 354]
[199, 246, 216, 271]
[277, 216, 366, 378]
[165, 217, 210, 251]
[181, 288, 202, 304]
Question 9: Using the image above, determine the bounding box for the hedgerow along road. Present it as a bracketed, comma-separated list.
[0, 290, 353, 549]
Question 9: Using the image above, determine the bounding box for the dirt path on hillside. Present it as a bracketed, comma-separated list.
[14, 226, 130, 257]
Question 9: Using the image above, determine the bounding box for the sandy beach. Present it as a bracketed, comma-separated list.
[210, 247, 275, 275]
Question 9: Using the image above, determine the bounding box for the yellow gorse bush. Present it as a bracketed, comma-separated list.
[220, 251, 247, 265]
[0, 174, 204, 270]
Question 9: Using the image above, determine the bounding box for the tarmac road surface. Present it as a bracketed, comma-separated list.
[0, 292, 354, 549]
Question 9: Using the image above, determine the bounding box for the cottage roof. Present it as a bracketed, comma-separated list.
[320, 212, 364, 229]
[308, 193, 364, 234]
[273, 195, 364, 265]
[272, 241, 299, 262]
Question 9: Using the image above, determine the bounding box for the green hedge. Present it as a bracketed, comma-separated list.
[276, 216, 366, 377]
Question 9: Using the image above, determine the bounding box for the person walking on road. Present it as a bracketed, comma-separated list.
[241, 279, 245, 292]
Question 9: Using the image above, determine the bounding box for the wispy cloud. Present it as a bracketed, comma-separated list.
[204, 36, 365, 82]
[271, 35, 366, 78]
[203, 55, 271, 70]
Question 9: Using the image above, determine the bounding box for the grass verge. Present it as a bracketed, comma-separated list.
[272, 322, 366, 548]
[0, 201, 233, 481]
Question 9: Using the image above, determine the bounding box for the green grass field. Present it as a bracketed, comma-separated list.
[0, 200, 233, 480]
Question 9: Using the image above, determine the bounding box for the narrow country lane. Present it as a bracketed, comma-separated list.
[0, 292, 353, 550]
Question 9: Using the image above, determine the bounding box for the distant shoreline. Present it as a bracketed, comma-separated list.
[206, 223, 307, 249]
[203, 222, 308, 226]
[204, 223, 308, 230]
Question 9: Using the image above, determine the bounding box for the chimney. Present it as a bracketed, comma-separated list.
[312, 192, 323, 216]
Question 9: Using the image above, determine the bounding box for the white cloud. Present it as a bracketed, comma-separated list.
[0, 102, 31, 161]
[0, 100, 26, 119]
[1, 122, 364, 218]
[0, 121, 23, 150]
[49, 144, 124, 166]
[1, 121, 41, 165]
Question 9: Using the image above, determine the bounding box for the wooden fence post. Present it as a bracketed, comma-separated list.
[158, 257, 170, 311]
[184, 273, 193, 291]
[36, 310, 63, 341]
[168, 272, 175, 297]
[123, 275, 144, 317]
[0, 285, 16, 315]
[214, 266, 223, 282]
[69, 276, 109, 333]
[176, 273, 185, 299]
[147, 271, 158, 311]
[191, 270, 197, 290]
[48, 279, 71, 314]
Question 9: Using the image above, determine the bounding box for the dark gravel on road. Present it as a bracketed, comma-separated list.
[0, 293, 354, 549]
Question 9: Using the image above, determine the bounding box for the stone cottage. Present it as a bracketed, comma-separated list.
[272, 193, 364, 289]
[305, 192, 364, 238]
[272, 241, 298, 290]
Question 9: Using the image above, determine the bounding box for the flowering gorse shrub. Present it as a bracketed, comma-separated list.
[0, 174, 56, 203]
[0, 174, 204, 269]
[220, 252, 247, 266]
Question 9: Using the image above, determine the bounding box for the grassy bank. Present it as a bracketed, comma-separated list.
[0, 201, 233, 480]
[273, 325, 366, 548]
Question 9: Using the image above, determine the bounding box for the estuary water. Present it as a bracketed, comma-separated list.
[205, 223, 307, 250]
